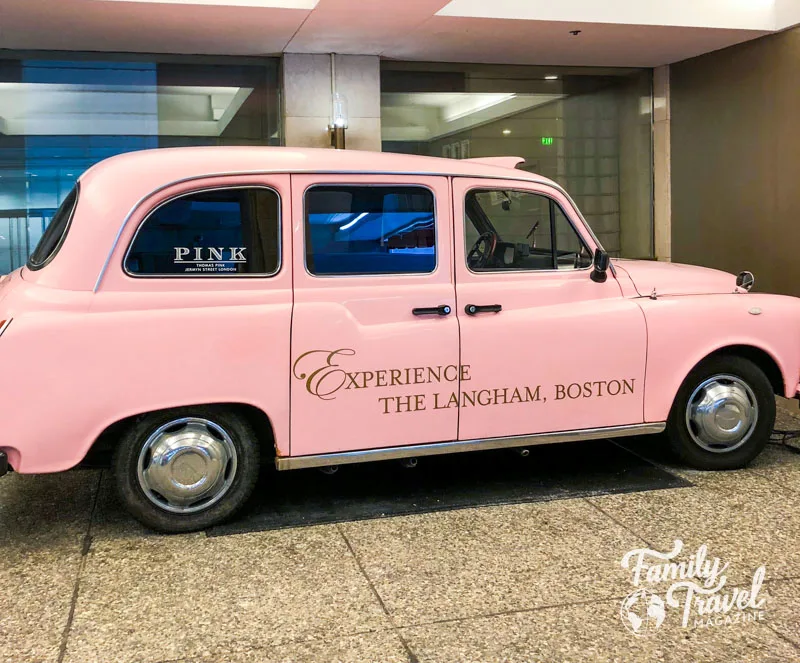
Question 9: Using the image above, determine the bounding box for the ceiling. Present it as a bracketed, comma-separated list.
[0, 0, 793, 67]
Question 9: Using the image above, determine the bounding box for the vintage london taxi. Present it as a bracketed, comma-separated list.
[1, 147, 798, 532]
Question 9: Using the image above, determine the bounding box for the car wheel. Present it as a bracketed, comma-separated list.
[113, 406, 260, 533]
[667, 355, 775, 470]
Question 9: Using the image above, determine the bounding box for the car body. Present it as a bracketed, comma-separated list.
[1, 146, 797, 531]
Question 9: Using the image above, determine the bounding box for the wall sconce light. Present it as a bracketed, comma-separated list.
[329, 91, 348, 149]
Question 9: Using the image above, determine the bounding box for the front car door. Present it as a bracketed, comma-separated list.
[290, 174, 459, 457]
[452, 177, 647, 441]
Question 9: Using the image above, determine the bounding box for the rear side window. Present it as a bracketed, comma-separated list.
[125, 187, 280, 276]
[27, 185, 79, 270]
[305, 185, 436, 276]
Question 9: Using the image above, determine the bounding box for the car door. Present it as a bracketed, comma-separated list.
[290, 174, 459, 456]
[452, 177, 647, 441]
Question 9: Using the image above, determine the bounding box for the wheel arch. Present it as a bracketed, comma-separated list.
[82, 402, 277, 468]
[691, 344, 786, 397]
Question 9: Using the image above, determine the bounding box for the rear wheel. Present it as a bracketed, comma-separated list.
[666, 356, 775, 470]
[113, 406, 260, 533]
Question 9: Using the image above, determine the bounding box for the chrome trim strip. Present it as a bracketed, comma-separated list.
[274, 422, 666, 471]
[93, 169, 575, 292]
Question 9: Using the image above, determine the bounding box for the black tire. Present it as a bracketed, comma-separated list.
[666, 355, 775, 470]
[113, 406, 260, 533]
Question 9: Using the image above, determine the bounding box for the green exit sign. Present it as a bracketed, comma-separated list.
[541, 136, 554, 146]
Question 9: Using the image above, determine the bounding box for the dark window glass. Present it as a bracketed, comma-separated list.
[305, 186, 436, 276]
[126, 188, 280, 276]
[465, 189, 592, 272]
[27, 185, 78, 270]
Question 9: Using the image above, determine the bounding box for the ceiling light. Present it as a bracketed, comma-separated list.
[96, 0, 318, 7]
[502, 129, 512, 135]
[545, 75, 559, 81]
[339, 212, 368, 231]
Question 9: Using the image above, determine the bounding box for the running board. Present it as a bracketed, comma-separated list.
[275, 423, 666, 471]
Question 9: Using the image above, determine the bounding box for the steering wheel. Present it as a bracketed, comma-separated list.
[467, 232, 497, 269]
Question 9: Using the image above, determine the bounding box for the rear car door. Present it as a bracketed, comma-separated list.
[289, 174, 460, 456]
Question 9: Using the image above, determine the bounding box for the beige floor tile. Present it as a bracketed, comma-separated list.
[0, 470, 98, 556]
[751, 443, 800, 494]
[0, 471, 97, 663]
[588, 470, 800, 585]
[762, 578, 800, 647]
[0, 549, 82, 663]
[339, 500, 649, 626]
[168, 630, 409, 663]
[61, 527, 392, 663]
[401, 598, 799, 663]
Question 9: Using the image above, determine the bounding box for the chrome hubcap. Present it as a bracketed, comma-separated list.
[685, 374, 758, 453]
[137, 417, 238, 514]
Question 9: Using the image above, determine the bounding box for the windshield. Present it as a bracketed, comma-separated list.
[27, 184, 79, 271]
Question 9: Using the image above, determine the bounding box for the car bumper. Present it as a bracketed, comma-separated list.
[0, 450, 8, 477]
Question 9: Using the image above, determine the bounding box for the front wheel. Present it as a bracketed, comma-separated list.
[113, 406, 260, 533]
[666, 356, 775, 470]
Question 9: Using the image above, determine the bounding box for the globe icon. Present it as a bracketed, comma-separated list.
[620, 589, 666, 636]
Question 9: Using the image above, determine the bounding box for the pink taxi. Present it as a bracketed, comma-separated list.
[1, 147, 798, 532]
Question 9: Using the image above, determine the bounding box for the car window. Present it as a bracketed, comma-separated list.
[464, 189, 592, 272]
[125, 187, 280, 276]
[305, 185, 435, 276]
[27, 185, 79, 270]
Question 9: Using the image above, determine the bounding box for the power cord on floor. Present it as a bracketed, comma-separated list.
[769, 429, 800, 454]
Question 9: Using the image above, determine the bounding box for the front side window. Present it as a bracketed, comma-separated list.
[305, 185, 436, 276]
[465, 189, 592, 272]
[125, 187, 280, 276]
[27, 185, 79, 270]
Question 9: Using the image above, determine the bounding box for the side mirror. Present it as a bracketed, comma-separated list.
[590, 248, 609, 283]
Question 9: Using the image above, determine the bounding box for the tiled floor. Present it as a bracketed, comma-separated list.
[2, 402, 800, 663]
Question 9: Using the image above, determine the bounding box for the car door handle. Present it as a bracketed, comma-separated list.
[465, 304, 502, 315]
[412, 305, 452, 316]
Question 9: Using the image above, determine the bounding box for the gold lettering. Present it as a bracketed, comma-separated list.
[555, 384, 566, 400]
[443, 365, 459, 382]
[493, 388, 508, 405]
[623, 378, 635, 395]
[292, 348, 356, 401]
[375, 370, 387, 387]
[510, 387, 523, 404]
[390, 369, 403, 386]
[462, 391, 476, 407]
[414, 367, 425, 384]
[460, 364, 471, 381]
[525, 386, 542, 402]
[427, 366, 442, 383]
[607, 380, 621, 396]
[477, 389, 491, 406]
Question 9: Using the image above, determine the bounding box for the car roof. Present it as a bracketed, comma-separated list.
[80, 146, 557, 187]
[29, 147, 564, 292]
